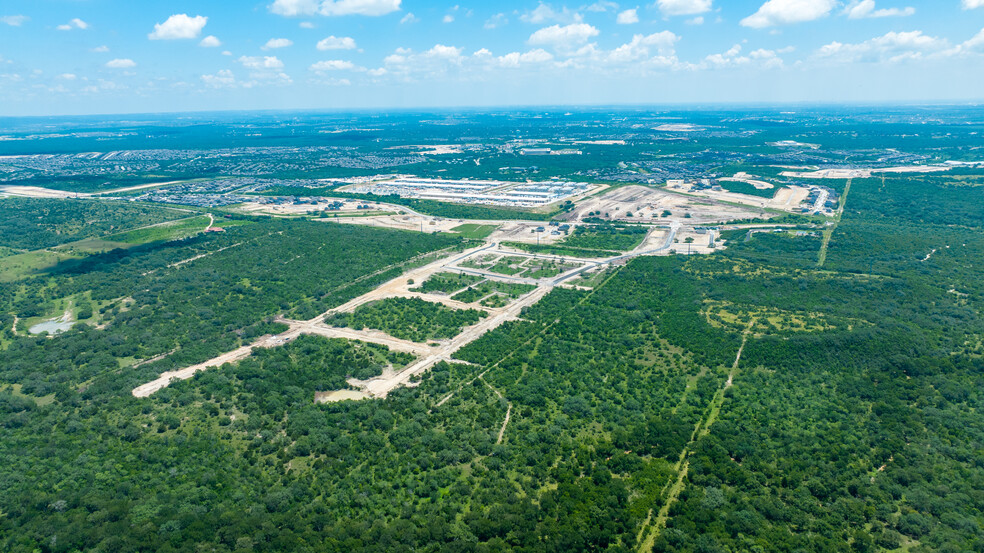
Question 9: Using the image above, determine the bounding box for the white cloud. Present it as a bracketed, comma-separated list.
[687, 16, 705, 24]
[496, 48, 554, 67]
[380, 44, 467, 78]
[148, 14, 208, 40]
[0, 15, 28, 26]
[742, 0, 836, 28]
[200, 35, 222, 47]
[608, 31, 679, 63]
[485, 13, 507, 29]
[528, 23, 600, 51]
[964, 0, 984, 8]
[273, 0, 401, 16]
[91, 45, 110, 53]
[521, 3, 582, 24]
[105, 58, 136, 68]
[81, 79, 123, 93]
[936, 27, 984, 56]
[57, 18, 89, 31]
[426, 44, 463, 59]
[586, 1, 618, 12]
[202, 69, 236, 87]
[616, 9, 640, 24]
[815, 30, 948, 62]
[313, 77, 352, 85]
[443, 14, 455, 23]
[263, 38, 294, 49]
[300, 21, 316, 28]
[269, 0, 320, 16]
[844, 0, 914, 18]
[704, 43, 787, 68]
[238, 55, 285, 69]
[310, 59, 357, 71]
[400, 12, 418, 24]
[59, 73, 77, 80]
[321, 0, 401, 16]
[959, 27, 984, 50]
[317, 36, 357, 50]
[657, 0, 713, 16]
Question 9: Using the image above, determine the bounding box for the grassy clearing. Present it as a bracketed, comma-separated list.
[561, 224, 648, 252]
[326, 297, 487, 342]
[566, 268, 614, 288]
[104, 215, 212, 244]
[460, 254, 528, 276]
[450, 224, 498, 240]
[411, 272, 484, 294]
[0, 383, 55, 407]
[701, 300, 858, 335]
[522, 259, 580, 279]
[451, 281, 536, 306]
[0, 249, 81, 282]
[502, 241, 616, 258]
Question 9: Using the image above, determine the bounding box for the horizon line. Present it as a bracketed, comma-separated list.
[3, 100, 984, 120]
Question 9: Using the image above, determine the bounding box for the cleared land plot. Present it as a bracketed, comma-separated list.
[566, 267, 616, 288]
[566, 185, 766, 224]
[521, 259, 581, 279]
[450, 223, 498, 240]
[451, 280, 537, 307]
[561, 224, 649, 252]
[501, 242, 615, 259]
[460, 254, 527, 276]
[325, 296, 487, 342]
[411, 272, 484, 294]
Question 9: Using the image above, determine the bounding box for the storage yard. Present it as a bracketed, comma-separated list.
[340, 176, 597, 208]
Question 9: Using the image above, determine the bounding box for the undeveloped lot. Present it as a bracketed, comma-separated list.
[565, 185, 766, 225]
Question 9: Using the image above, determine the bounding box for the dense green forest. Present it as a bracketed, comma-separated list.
[718, 181, 778, 199]
[2, 165, 984, 553]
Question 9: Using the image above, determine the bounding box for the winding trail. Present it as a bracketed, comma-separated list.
[478, 375, 513, 445]
[497, 404, 512, 444]
[817, 178, 852, 268]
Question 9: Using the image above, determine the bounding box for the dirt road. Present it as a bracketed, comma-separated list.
[132, 243, 494, 397]
[353, 285, 551, 398]
[131, 232, 683, 399]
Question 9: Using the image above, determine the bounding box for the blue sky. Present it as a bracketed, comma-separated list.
[1, 0, 983, 115]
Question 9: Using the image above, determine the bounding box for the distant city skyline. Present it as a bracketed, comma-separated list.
[2, 0, 984, 115]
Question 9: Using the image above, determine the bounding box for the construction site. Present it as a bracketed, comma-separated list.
[339, 176, 597, 208]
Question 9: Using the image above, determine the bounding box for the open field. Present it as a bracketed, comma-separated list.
[0, 249, 80, 282]
[450, 223, 498, 239]
[563, 185, 769, 224]
[781, 165, 952, 179]
[0, 186, 90, 198]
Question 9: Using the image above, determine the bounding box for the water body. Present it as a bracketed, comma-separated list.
[29, 320, 74, 335]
